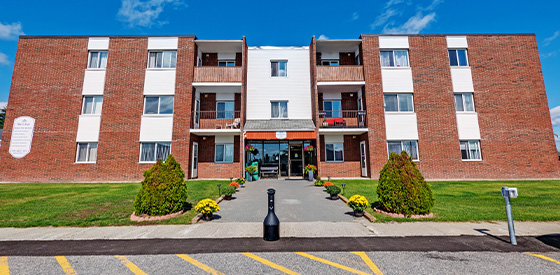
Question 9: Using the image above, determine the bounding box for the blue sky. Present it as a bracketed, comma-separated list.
[1, 0, 559, 145]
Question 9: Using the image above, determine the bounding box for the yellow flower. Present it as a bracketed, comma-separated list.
[195, 198, 220, 214]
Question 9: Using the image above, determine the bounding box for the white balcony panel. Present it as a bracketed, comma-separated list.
[88, 37, 109, 50]
[82, 70, 106, 95]
[379, 36, 409, 49]
[148, 37, 178, 50]
[447, 36, 468, 48]
[450, 67, 474, 92]
[139, 116, 173, 142]
[76, 115, 101, 142]
[215, 135, 234, 144]
[456, 113, 481, 140]
[381, 68, 414, 92]
[144, 70, 176, 95]
[216, 93, 235, 101]
[322, 92, 341, 100]
[324, 135, 344, 143]
[385, 113, 419, 140]
[218, 52, 236, 60]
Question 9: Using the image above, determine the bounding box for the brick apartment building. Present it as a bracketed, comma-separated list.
[0, 33, 558, 182]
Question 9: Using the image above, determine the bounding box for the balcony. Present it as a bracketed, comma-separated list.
[194, 66, 242, 83]
[193, 111, 241, 129]
[317, 65, 364, 82]
[318, 110, 367, 128]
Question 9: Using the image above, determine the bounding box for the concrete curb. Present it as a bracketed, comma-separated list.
[191, 195, 225, 224]
[338, 194, 376, 222]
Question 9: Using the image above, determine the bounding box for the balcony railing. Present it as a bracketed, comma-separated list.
[194, 66, 242, 83]
[317, 65, 364, 82]
[318, 110, 367, 128]
[193, 111, 241, 129]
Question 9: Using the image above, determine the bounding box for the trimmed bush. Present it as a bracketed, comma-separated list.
[377, 151, 434, 217]
[326, 185, 341, 195]
[133, 155, 188, 216]
[222, 186, 236, 196]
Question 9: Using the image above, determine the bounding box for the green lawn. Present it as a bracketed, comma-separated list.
[0, 180, 226, 227]
[333, 179, 560, 222]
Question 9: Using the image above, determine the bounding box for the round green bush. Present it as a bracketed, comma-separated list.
[133, 154, 188, 216]
[377, 151, 434, 217]
[222, 186, 236, 196]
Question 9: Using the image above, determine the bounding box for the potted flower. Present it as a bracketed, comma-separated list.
[304, 164, 317, 181]
[194, 198, 220, 221]
[326, 185, 341, 200]
[245, 144, 255, 152]
[304, 145, 314, 152]
[347, 195, 369, 217]
[245, 165, 257, 182]
[229, 181, 240, 189]
[235, 177, 246, 187]
[222, 186, 236, 200]
[314, 177, 324, 187]
[323, 181, 334, 188]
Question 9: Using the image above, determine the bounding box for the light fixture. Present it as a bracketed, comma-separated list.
[328, 176, 331, 181]
[342, 184, 346, 195]
[203, 137, 206, 140]
[217, 184, 222, 196]
[230, 177, 233, 182]
[204, 94, 208, 98]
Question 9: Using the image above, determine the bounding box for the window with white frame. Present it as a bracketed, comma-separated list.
[380, 50, 409, 67]
[454, 93, 475, 112]
[76, 142, 98, 163]
[321, 60, 339, 66]
[215, 144, 234, 163]
[216, 101, 234, 119]
[271, 101, 288, 118]
[218, 60, 235, 67]
[144, 96, 174, 115]
[271, 61, 287, 77]
[325, 143, 344, 162]
[448, 49, 468, 66]
[88, 51, 108, 69]
[460, 140, 481, 160]
[384, 94, 414, 112]
[387, 140, 419, 160]
[148, 51, 177, 68]
[82, 96, 103, 115]
[140, 142, 171, 162]
[323, 100, 342, 118]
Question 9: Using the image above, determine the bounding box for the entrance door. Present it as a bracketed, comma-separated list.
[192, 142, 198, 178]
[194, 99, 200, 129]
[289, 143, 303, 177]
[360, 141, 367, 177]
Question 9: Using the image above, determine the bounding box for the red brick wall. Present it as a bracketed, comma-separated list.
[318, 135, 362, 177]
[200, 93, 216, 112]
[201, 52, 217, 66]
[339, 52, 355, 65]
[341, 92, 358, 110]
[235, 52, 242, 67]
[196, 135, 242, 178]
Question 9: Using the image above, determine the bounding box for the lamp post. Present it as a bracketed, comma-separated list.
[217, 184, 221, 196]
[328, 176, 331, 181]
[342, 184, 346, 195]
[230, 177, 233, 182]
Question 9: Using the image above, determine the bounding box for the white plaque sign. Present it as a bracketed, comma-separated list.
[9, 116, 35, 159]
[276, 131, 287, 139]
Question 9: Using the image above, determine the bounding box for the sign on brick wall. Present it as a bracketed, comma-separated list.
[9, 116, 35, 159]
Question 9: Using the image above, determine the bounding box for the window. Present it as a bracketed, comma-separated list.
[148, 51, 177, 68]
[218, 60, 235, 67]
[215, 144, 234, 163]
[454, 93, 475, 112]
[144, 96, 174, 115]
[88, 51, 108, 69]
[82, 96, 103, 115]
[460, 140, 481, 160]
[271, 101, 288, 118]
[140, 142, 171, 162]
[326, 143, 344, 162]
[321, 60, 339, 66]
[448, 49, 468, 66]
[76, 142, 98, 163]
[271, 61, 287, 77]
[387, 140, 419, 160]
[384, 94, 414, 112]
[216, 101, 234, 119]
[323, 101, 342, 118]
[380, 50, 409, 67]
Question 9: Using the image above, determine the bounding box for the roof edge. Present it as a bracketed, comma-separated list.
[360, 33, 536, 38]
[20, 34, 197, 39]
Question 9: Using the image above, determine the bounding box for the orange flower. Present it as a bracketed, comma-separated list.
[323, 181, 334, 187]
[229, 182, 240, 188]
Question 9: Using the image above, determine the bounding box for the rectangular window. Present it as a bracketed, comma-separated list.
[325, 143, 344, 162]
[271, 61, 287, 77]
[454, 93, 475, 112]
[384, 94, 413, 112]
[387, 140, 419, 160]
[216, 101, 234, 119]
[323, 100, 342, 118]
[140, 142, 171, 162]
[218, 60, 235, 67]
[82, 96, 103, 115]
[271, 101, 288, 118]
[148, 51, 177, 68]
[448, 49, 468, 66]
[144, 96, 174, 115]
[321, 60, 339, 66]
[88, 51, 108, 69]
[460, 140, 481, 160]
[76, 142, 98, 163]
[380, 50, 409, 67]
[215, 144, 234, 163]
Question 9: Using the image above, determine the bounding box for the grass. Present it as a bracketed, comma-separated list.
[0, 180, 226, 227]
[333, 179, 560, 222]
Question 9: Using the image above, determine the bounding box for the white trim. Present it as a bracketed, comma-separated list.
[383, 93, 414, 112]
[138, 142, 172, 163]
[75, 142, 98, 163]
[325, 142, 344, 162]
[192, 142, 199, 178]
[318, 128, 368, 134]
[448, 49, 469, 67]
[317, 81, 365, 86]
[386, 140, 419, 161]
[360, 140, 367, 177]
[214, 143, 234, 163]
[190, 129, 241, 135]
[192, 82, 242, 87]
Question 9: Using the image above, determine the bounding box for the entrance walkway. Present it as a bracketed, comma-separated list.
[215, 179, 356, 223]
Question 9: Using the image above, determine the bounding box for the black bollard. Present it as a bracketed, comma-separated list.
[263, 188, 280, 241]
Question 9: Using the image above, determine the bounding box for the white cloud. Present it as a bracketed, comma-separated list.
[372, 0, 442, 34]
[318, 34, 329, 40]
[352, 12, 359, 20]
[117, 0, 186, 28]
[543, 30, 560, 47]
[371, 9, 398, 29]
[385, 0, 404, 8]
[0, 101, 7, 109]
[0, 22, 24, 40]
[550, 105, 560, 127]
[541, 49, 559, 59]
[383, 12, 437, 34]
[0, 52, 9, 65]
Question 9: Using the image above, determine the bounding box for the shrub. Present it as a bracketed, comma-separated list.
[323, 181, 334, 188]
[304, 164, 317, 174]
[194, 199, 220, 214]
[326, 185, 341, 195]
[377, 151, 435, 217]
[314, 177, 324, 186]
[245, 165, 257, 174]
[235, 177, 246, 184]
[229, 181, 240, 188]
[347, 195, 369, 211]
[222, 186, 236, 196]
[133, 155, 188, 216]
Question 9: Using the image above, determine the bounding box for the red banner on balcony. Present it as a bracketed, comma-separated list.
[245, 131, 316, 140]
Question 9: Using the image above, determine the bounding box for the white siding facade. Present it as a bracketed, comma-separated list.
[385, 113, 419, 140]
[139, 117, 174, 142]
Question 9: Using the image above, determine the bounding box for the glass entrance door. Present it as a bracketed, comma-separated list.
[289, 143, 303, 177]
